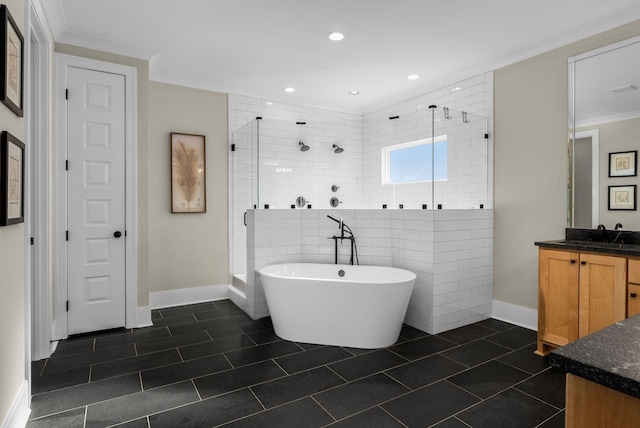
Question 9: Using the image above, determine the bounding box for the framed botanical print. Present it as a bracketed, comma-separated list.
[608, 185, 636, 211]
[0, 130, 24, 225]
[171, 132, 206, 213]
[0, 5, 23, 117]
[609, 151, 637, 177]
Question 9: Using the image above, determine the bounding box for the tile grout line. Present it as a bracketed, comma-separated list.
[378, 405, 409, 428]
[309, 395, 337, 424]
[191, 379, 203, 401]
[534, 408, 564, 427]
[247, 387, 267, 410]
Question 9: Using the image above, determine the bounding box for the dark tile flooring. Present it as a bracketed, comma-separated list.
[28, 300, 565, 428]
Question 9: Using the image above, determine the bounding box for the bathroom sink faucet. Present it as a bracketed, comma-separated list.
[596, 224, 608, 242]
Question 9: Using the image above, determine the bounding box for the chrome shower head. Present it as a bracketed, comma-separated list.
[298, 141, 310, 151]
[332, 144, 344, 154]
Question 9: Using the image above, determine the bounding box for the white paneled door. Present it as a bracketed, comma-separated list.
[66, 67, 126, 335]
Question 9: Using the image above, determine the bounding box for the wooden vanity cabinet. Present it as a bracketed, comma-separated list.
[628, 259, 640, 317]
[537, 249, 579, 355]
[577, 253, 626, 337]
[537, 248, 627, 356]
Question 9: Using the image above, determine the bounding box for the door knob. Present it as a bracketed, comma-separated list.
[113, 231, 122, 238]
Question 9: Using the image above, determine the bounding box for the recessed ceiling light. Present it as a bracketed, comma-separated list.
[349, 90, 359, 95]
[407, 74, 421, 80]
[283, 87, 295, 93]
[452, 87, 463, 92]
[265, 101, 274, 106]
[327, 31, 344, 41]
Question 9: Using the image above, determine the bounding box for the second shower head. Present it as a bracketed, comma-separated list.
[298, 141, 310, 152]
[332, 144, 344, 154]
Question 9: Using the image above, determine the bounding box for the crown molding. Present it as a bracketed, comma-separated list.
[57, 31, 158, 60]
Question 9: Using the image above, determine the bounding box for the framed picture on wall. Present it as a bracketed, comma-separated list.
[608, 185, 636, 211]
[0, 5, 23, 117]
[170, 132, 206, 213]
[0, 130, 24, 225]
[609, 150, 637, 177]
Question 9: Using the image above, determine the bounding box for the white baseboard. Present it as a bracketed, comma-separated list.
[137, 306, 153, 328]
[492, 300, 538, 331]
[1, 380, 30, 428]
[149, 284, 230, 309]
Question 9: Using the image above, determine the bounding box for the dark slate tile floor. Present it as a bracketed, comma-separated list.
[28, 300, 564, 428]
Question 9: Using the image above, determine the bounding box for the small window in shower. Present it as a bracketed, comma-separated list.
[382, 135, 447, 184]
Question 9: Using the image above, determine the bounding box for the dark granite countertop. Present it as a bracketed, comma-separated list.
[550, 316, 640, 399]
[535, 228, 640, 256]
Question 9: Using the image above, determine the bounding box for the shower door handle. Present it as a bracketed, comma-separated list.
[244, 211, 247, 227]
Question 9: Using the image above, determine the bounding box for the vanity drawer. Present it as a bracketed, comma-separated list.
[629, 259, 640, 284]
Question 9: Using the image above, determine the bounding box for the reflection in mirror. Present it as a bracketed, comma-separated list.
[569, 36, 640, 228]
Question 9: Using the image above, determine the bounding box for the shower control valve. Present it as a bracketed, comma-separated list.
[331, 184, 340, 192]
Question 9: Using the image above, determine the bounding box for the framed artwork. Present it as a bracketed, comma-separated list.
[0, 130, 24, 225]
[609, 150, 637, 177]
[608, 185, 636, 211]
[171, 132, 206, 213]
[0, 5, 23, 117]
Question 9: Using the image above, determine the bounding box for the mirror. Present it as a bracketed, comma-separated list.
[569, 36, 640, 228]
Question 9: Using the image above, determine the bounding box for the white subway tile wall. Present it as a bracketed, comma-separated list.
[228, 71, 494, 334]
[245, 209, 492, 334]
[362, 73, 494, 210]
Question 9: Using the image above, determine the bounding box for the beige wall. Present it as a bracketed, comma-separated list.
[148, 82, 229, 293]
[53, 46, 230, 302]
[0, 0, 26, 422]
[494, 19, 640, 309]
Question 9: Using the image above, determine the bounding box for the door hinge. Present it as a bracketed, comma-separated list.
[125, 230, 127, 237]
[30, 237, 34, 245]
[231, 143, 236, 152]
[65, 89, 68, 100]
[66, 300, 69, 312]
[65, 160, 69, 171]
[66, 230, 69, 241]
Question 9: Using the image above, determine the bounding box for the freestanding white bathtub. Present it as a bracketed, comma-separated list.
[258, 263, 416, 349]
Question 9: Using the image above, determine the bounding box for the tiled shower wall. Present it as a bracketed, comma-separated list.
[362, 72, 494, 209]
[245, 209, 493, 334]
[228, 73, 494, 334]
[228, 95, 363, 274]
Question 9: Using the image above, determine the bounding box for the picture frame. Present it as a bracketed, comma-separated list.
[171, 132, 206, 213]
[0, 130, 24, 225]
[0, 5, 23, 117]
[608, 185, 636, 211]
[608, 150, 637, 177]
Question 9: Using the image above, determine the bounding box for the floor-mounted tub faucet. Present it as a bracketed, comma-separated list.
[326, 215, 359, 265]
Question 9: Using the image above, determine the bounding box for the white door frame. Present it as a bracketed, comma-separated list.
[28, 0, 53, 360]
[54, 54, 138, 340]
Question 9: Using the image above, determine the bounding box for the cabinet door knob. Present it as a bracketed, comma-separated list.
[570, 260, 576, 264]
[631, 293, 637, 298]
[580, 261, 587, 265]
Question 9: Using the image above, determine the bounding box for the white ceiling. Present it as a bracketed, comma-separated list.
[42, 0, 640, 114]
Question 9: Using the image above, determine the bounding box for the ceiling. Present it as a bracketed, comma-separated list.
[42, 0, 640, 114]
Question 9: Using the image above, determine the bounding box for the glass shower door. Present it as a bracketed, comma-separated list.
[230, 119, 258, 276]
